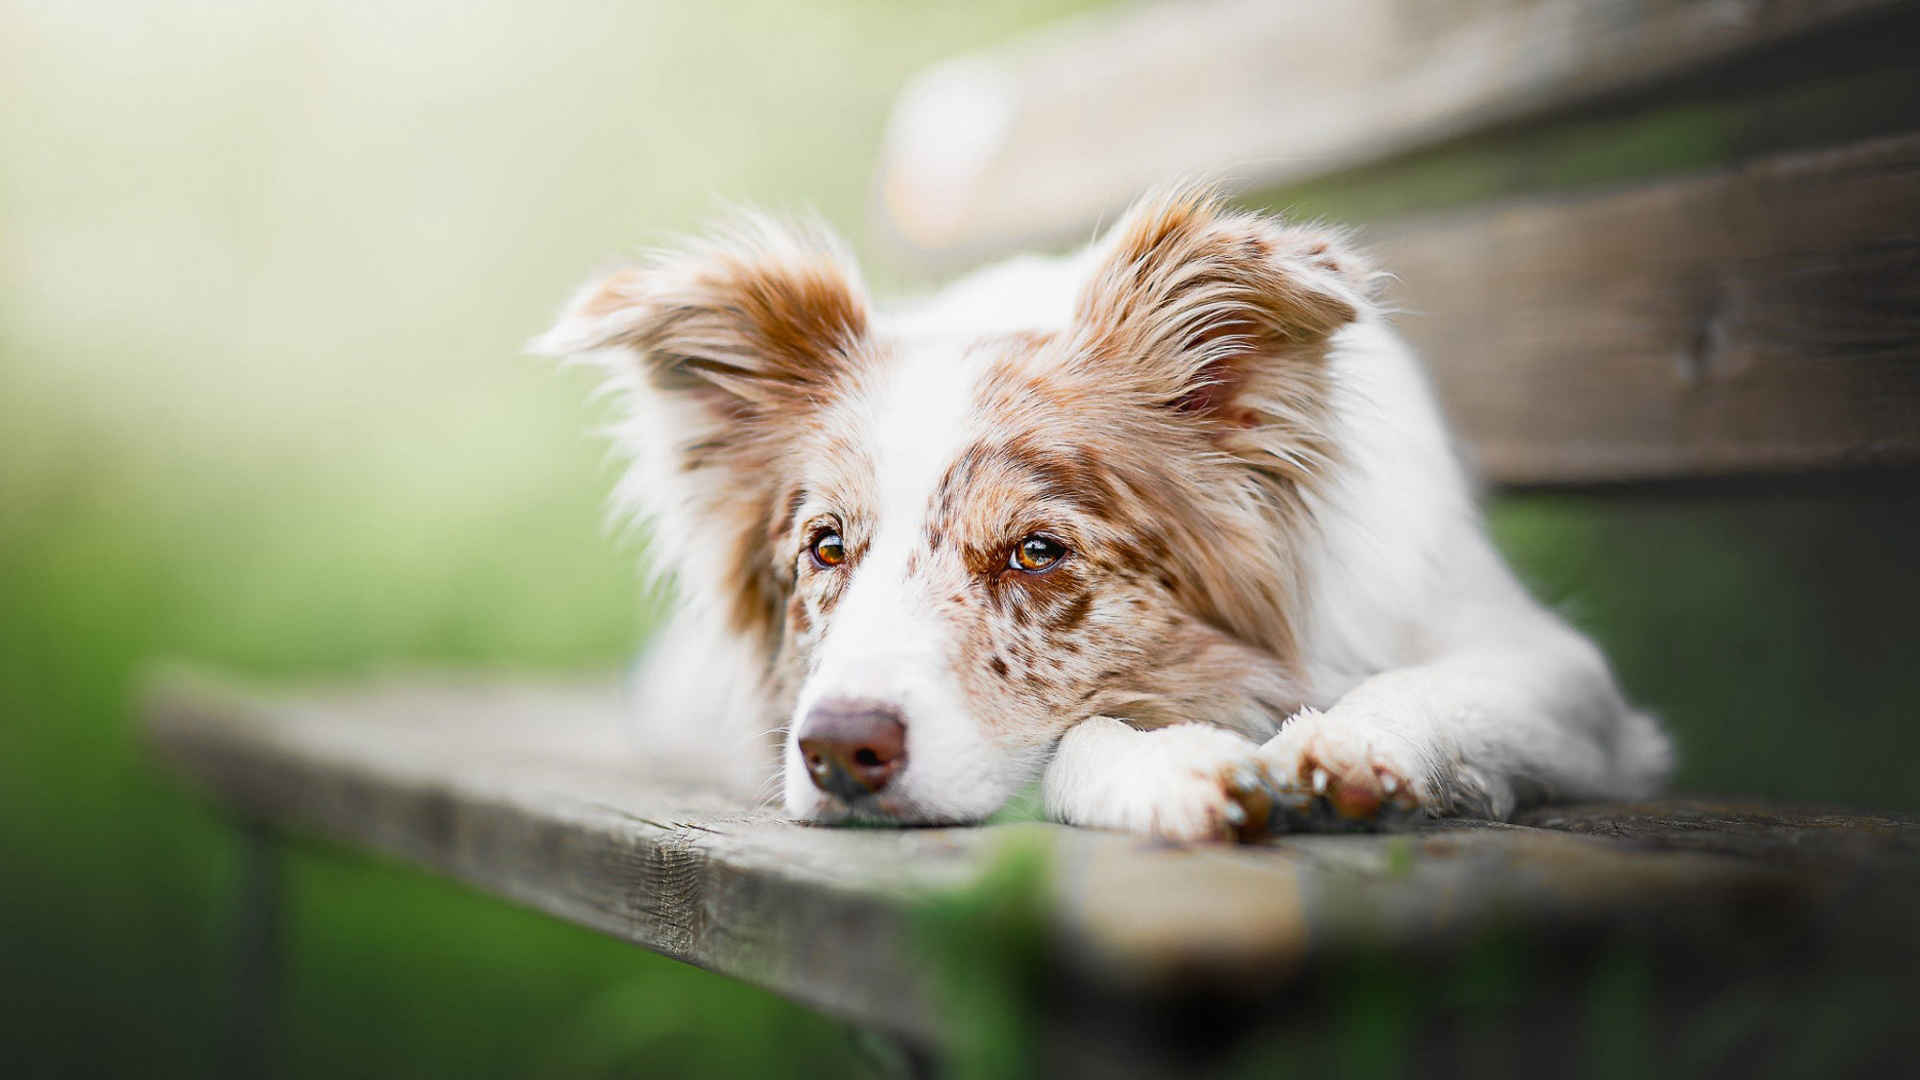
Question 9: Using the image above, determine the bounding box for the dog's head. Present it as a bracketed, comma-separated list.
[536, 187, 1375, 824]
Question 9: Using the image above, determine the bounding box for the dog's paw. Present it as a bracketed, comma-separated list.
[1077, 723, 1295, 844]
[1050, 720, 1306, 844]
[1137, 756, 1293, 844]
[1260, 709, 1428, 824]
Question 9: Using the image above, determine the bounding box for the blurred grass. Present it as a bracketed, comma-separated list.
[3, 1, 1917, 1077]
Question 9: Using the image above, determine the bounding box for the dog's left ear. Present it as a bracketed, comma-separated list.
[1070, 185, 1377, 426]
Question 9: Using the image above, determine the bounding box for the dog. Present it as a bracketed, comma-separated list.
[533, 185, 1672, 842]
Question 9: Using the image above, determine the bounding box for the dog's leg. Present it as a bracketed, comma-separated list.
[1260, 627, 1672, 821]
[1043, 717, 1289, 842]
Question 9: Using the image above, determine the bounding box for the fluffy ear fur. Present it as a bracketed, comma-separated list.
[531, 218, 873, 646]
[1069, 185, 1379, 481]
[1014, 186, 1382, 671]
[532, 217, 871, 406]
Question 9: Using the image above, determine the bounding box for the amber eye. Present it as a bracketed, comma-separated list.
[1009, 535, 1067, 573]
[809, 530, 847, 568]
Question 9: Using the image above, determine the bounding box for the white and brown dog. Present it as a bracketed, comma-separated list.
[534, 186, 1671, 842]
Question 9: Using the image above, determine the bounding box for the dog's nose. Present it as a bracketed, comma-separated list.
[797, 701, 907, 802]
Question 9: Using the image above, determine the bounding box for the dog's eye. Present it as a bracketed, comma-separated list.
[809, 530, 847, 568]
[1009, 535, 1066, 573]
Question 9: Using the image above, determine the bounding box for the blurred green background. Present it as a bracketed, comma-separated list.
[1, 2, 1914, 1077]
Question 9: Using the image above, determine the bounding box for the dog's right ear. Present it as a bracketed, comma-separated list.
[531, 218, 872, 643]
[531, 217, 872, 416]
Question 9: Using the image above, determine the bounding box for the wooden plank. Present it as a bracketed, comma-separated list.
[1247, 61, 1920, 237]
[873, 0, 1905, 262]
[140, 670, 1919, 1048]
[1369, 131, 1920, 485]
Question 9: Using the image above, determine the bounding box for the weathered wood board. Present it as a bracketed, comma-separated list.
[141, 671, 1919, 1049]
[873, 0, 1906, 260]
[1375, 132, 1920, 484]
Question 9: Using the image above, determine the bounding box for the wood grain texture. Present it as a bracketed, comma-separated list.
[1373, 132, 1920, 484]
[141, 671, 1919, 1044]
[872, 0, 1903, 261]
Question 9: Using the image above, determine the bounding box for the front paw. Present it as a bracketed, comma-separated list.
[1145, 757, 1292, 844]
[1260, 709, 1428, 823]
[1064, 723, 1296, 844]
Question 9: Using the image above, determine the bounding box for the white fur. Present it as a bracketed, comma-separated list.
[1045, 718, 1271, 840]
[556, 351, 781, 795]
[783, 337, 1046, 824]
[884, 250, 1094, 340]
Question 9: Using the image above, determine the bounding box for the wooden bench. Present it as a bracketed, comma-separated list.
[145, 1, 1920, 1073]
[142, 672, 1920, 1073]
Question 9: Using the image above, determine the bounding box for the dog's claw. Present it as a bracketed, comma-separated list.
[1210, 762, 1283, 843]
[1256, 754, 1426, 835]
